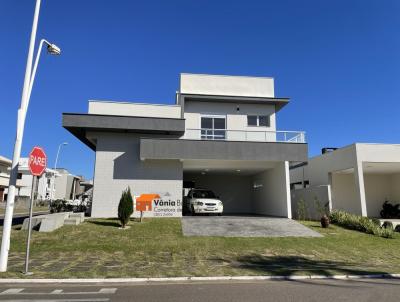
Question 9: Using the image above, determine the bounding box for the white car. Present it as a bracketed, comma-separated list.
[185, 189, 223, 215]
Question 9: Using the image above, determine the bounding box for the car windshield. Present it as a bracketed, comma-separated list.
[192, 190, 216, 199]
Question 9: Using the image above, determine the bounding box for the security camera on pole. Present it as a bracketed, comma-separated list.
[0, 0, 61, 272]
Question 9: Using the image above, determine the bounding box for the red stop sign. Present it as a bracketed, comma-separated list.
[28, 146, 47, 176]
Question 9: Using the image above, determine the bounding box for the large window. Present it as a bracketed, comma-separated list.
[247, 115, 270, 127]
[201, 115, 226, 140]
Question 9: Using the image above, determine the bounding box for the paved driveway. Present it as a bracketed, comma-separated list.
[182, 216, 322, 237]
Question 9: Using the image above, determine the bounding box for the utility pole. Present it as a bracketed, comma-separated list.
[0, 0, 42, 272]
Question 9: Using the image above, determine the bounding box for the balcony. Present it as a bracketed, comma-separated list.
[183, 129, 306, 143]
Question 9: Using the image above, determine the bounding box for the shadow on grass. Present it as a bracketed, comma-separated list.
[234, 255, 388, 276]
[86, 219, 121, 228]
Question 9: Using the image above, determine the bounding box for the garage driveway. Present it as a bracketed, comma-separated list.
[181, 216, 322, 237]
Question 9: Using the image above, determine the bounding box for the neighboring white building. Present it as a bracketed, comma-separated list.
[0, 155, 12, 202]
[290, 143, 400, 218]
[16, 158, 58, 201]
[63, 73, 308, 218]
[53, 168, 82, 201]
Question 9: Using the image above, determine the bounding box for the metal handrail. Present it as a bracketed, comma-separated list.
[184, 128, 306, 143]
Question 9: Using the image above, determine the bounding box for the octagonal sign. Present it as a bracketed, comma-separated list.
[28, 146, 47, 176]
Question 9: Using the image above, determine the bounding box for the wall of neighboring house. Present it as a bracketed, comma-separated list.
[54, 173, 68, 200]
[363, 173, 400, 218]
[17, 173, 49, 200]
[391, 173, 400, 202]
[0, 161, 10, 202]
[251, 161, 291, 218]
[330, 173, 362, 215]
[290, 145, 361, 217]
[91, 132, 183, 218]
[291, 185, 331, 220]
[307, 145, 357, 186]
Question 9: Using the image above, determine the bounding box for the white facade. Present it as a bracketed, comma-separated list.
[180, 73, 275, 98]
[88, 101, 181, 118]
[0, 156, 12, 202]
[53, 168, 82, 200]
[16, 158, 58, 200]
[290, 143, 400, 218]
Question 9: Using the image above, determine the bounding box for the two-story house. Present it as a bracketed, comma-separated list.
[63, 73, 308, 218]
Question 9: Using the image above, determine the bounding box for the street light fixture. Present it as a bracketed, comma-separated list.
[47, 43, 61, 55]
[0, 0, 61, 272]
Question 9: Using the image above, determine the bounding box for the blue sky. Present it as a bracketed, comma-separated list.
[1, 0, 399, 179]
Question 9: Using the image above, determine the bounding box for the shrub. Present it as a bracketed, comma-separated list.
[314, 197, 329, 217]
[50, 199, 71, 213]
[118, 187, 133, 228]
[380, 200, 400, 219]
[296, 199, 308, 221]
[370, 217, 381, 226]
[49, 199, 87, 214]
[382, 221, 394, 230]
[395, 225, 400, 233]
[329, 210, 394, 239]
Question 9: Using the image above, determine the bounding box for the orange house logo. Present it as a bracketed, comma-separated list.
[136, 194, 160, 212]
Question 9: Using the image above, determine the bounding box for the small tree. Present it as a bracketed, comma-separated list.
[297, 199, 308, 221]
[118, 187, 133, 228]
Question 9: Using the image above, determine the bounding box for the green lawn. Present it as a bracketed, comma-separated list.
[0, 218, 399, 278]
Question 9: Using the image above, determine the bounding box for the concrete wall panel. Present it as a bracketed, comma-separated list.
[180, 74, 275, 98]
[331, 173, 362, 215]
[92, 133, 183, 218]
[89, 101, 181, 118]
[251, 162, 291, 217]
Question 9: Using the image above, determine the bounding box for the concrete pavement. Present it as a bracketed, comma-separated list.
[182, 215, 322, 237]
[0, 278, 399, 301]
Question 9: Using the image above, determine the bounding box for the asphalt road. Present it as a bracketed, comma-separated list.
[0, 278, 399, 301]
[0, 211, 49, 226]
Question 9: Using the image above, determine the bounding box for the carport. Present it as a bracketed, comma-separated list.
[183, 159, 292, 218]
[331, 162, 400, 218]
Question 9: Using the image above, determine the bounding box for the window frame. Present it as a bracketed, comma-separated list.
[200, 114, 227, 140]
[247, 115, 270, 127]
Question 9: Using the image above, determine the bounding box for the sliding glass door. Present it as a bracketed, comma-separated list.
[201, 115, 226, 140]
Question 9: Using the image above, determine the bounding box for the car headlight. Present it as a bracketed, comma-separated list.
[195, 201, 204, 206]
[218, 201, 223, 206]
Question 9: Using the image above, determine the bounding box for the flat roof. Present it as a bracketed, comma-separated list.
[62, 113, 185, 150]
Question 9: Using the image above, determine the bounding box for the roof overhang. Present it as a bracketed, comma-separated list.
[62, 113, 186, 151]
[179, 93, 289, 112]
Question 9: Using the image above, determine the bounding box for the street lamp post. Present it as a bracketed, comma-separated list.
[0, 0, 61, 272]
[50, 142, 68, 202]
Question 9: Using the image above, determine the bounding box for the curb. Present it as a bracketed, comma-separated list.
[0, 274, 399, 284]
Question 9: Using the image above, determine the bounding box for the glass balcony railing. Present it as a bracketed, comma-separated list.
[183, 128, 306, 143]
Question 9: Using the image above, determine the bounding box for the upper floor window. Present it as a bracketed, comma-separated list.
[247, 115, 270, 127]
[201, 115, 226, 140]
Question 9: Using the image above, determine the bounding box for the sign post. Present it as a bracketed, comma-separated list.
[24, 146, 47, 275]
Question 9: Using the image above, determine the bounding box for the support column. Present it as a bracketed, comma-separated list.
[327, 172, 333, 212]
[354, 161, 367, 217]
[284, 161, 292, 219]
